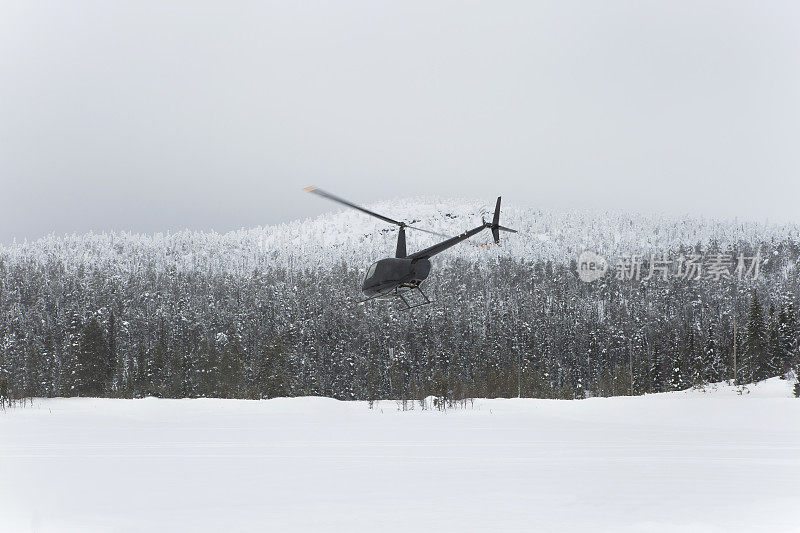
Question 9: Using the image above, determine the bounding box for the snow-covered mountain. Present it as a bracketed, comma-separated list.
[1, 198, 798, 275]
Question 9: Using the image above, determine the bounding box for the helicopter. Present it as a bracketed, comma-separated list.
[304, 187, 517, 309]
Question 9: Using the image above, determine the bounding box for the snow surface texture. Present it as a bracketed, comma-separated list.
[2, 378, 798, 533]
[1, 198, 796, 276]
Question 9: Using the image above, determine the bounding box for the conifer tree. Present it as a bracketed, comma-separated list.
[746, 291, 768, 381]
[0, 375, 8, 407]
[64, 313, 83, 395]
[145, 322, 168, 397]
[703, 323, 722, 383]
[650, 351, 663, 393]
[219, 334, 244, 398]
[108, 308, 119, 392]
[687, 328, 703, 386]
[79, 317, 109, 396]
[775, 300, 796, 375]
[670, 351, 686, 391]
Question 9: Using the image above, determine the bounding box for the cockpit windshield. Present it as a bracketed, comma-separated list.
[365, 262, 378, 282]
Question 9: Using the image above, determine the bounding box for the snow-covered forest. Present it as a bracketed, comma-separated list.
[1, 199, 799, 402]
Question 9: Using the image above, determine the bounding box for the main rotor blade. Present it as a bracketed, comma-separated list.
[303, 186, 404, 227]
[405, 225, 452, 239]
[304, 186, 453, 237]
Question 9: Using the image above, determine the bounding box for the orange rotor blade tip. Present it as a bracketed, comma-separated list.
[302, 185, 318, 192]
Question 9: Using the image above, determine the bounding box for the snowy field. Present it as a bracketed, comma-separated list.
[2, 379, 799, 533]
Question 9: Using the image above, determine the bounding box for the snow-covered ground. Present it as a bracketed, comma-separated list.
[2, 378, 798, 533]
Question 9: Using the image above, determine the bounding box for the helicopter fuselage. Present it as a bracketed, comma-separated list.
[362, 257, 432, 297]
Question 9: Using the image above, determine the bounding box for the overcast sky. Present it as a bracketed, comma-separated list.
[1, 1, 799, 243]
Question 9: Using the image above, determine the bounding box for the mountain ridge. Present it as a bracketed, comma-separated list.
[2, 198, 798, 275]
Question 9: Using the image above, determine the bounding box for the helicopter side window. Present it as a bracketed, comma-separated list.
[365, 262, 378, 282]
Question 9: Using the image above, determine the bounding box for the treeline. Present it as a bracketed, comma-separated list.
[1, 240, 799, 403]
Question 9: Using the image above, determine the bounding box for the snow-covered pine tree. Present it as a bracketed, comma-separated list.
[686, 327, 703, 386]
[79, 316, 109, 396]
[670, 348, 686, 391]
[218, 331, 244, 398]
[64, 312, 83, 396]
[650, 349, 663, 393]
[776, 298, 796, 375]
[108, 308, 120, 392]
[703, 322, 722, 384]
[746, 291, 768, 382]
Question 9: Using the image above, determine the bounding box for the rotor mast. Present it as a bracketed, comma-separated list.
[396, 226, 406, 258]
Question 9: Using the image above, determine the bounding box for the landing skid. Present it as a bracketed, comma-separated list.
[395, 285, 431, 310]
[357, 285, 432, 310]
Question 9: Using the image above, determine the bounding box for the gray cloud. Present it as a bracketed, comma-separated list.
[2, 0, 799, 243]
